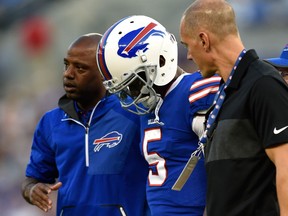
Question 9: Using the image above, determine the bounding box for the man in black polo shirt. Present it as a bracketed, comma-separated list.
[180, 0, 288, 215]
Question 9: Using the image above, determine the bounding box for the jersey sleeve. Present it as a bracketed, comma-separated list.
[250, 76, 288, 148]
[25, 114, 58, 183]
[188, 74, 221, 124]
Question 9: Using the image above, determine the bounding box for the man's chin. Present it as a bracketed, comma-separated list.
[65, 92, 79, 100]
[200, 70, 217, 78]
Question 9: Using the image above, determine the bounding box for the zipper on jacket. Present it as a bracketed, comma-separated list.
[85, 100, 100, 167]
[119, 206, 127, 216]
[61, 117, 89, 167]
[85, 126, 89, 167]
[61, 100, 101, 168]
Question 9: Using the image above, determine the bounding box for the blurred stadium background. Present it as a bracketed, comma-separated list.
[0, 0, 287, 215]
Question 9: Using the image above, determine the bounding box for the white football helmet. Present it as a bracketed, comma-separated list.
[97, 15, 178, 115]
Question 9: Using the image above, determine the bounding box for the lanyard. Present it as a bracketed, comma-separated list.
[197, 49, 247, 157]
[172, 49, 247, 191]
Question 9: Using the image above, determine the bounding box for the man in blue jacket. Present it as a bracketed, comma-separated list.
[21, 33, 149, 216]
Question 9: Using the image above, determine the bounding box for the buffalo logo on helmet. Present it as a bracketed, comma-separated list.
[118, 22, 165, 58]
[93, 131, 123, 152]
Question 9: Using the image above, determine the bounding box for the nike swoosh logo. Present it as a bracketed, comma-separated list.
[273, 126, 288, 134]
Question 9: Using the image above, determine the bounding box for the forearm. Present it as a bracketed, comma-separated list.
[276, 168, 288, 215]
[266, 144, 288, 215]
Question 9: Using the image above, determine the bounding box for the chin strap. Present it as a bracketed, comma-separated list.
[153, 97, 164, 125]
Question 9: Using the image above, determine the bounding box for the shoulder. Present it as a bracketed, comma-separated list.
[36, 107, 65, 129]
[43, 107, 65, 120]
[187, 72, 221, 104]
[180, 71, 221, 90]
[171, 71, 220, 93]
[105, 94, 140, 125]
[245, 59, 287, 90]
[252, 75, 288, 98]
[250, 58, 280, 78]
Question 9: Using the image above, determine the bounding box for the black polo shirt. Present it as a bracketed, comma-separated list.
[205, 49, 288, 216]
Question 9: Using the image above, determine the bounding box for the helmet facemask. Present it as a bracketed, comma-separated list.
[103, 64, 160, 115]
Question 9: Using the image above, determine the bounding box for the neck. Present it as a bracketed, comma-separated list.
[214, 37, 245, 82]
[76, 92, 107, 111]
[76, 101, 96, 111]
[221, 49, 245, 82]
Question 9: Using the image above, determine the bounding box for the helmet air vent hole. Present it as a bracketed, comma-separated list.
[159, 55, 165, 68]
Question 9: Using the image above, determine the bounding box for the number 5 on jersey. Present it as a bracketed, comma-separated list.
[143, 128, 167, 186]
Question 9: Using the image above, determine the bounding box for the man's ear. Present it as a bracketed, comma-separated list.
[199, 32, 210, 52]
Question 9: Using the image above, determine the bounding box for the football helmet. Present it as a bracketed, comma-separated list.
[97, 15, 178, 115]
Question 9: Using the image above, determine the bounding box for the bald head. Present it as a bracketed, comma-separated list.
[68, 33, 102, 52]
[181, 0, 239, 39]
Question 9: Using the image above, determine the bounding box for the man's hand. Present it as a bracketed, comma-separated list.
[22, 178, 62, 212]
